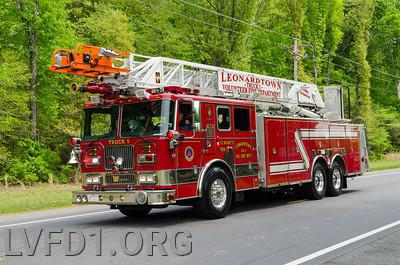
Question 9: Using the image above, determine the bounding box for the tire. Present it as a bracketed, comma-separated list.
[326, 161, 343, 197]
[194, 167, 233, 219]
[118, 205, 152, 217]
[304, 163, 327, 200]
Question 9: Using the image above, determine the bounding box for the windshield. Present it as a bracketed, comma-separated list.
[121, 100, 175, 137]
[83, 106, 119, 140]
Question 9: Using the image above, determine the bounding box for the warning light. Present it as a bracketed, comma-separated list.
[166, 130, 174, 140]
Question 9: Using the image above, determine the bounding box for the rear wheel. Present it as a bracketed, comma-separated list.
[194, 167, 232, 219]
[326, 161, 343, 197]
[118, 205, 152, 217]
[304, 163, 327, 200]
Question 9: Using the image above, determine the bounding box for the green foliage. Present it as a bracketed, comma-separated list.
[81, 2, 135, 51]
[343, 0, 375, 126]
[5, 139, 71, 184]
[325, 0, 344, 53]
[0, 0, 77, 185]
[0, 0, 399, 185]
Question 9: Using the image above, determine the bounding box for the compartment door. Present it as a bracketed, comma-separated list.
[265, 118, 288, 186]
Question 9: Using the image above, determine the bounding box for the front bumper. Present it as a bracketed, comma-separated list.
[72, 189, 176, 206]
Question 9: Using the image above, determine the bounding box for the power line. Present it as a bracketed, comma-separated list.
[136, 0, 398, 95]
[137, 0, 290, 50]
[329, 61, 396, 84]
[172, 1, 398, 86]
[178, 0, 400, 80]
[319, 74, 397, 95]
[139, 19, 396, 96]
[178, 0, 297, 40]
[135, 19, 292, 71]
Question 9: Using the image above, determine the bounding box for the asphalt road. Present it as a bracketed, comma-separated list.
[1, 169, 400, 265]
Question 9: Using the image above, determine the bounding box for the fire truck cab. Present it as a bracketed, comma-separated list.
[50, 45, 369, 219]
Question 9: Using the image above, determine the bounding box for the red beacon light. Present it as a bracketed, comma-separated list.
[166, 130, 174, 140]
[146, 86, 200, 95]
[71, 137, 81, 146]
[163, 86, 200, 94]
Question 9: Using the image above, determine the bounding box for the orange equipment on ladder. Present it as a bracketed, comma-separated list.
[49, 44, 130, 77]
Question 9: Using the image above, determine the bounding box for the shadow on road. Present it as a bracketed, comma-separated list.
[341, 189, 360, 195]
[82, 189, 360, 227]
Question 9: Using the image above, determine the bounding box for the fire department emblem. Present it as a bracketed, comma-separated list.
[112, 175, 120, 183]
[207, 108, 212, 117]
[185, 146, 194, 162]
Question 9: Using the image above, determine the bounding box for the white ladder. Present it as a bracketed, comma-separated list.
[104, 52, 325, 110]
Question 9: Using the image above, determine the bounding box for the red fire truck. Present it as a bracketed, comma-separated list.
[50, 44, 369, 219]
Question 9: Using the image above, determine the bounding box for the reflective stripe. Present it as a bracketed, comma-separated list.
[300, 129, 358, 138]
[295, 131, 310, 169]
[270, 162, 305, 173]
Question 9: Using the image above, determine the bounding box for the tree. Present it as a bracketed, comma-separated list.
[14, 0, 39, 140]
[343, 0, 374, 127]
[302, 0, 329, 84]
[323, 0, 344, 85]
[368, 0, 400, 111]
[81, 2, 135, 51]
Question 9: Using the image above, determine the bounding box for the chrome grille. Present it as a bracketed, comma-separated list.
[104, 145, 134, 170]
[105, 174, 135, 185]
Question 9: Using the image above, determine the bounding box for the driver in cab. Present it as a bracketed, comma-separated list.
[179, 112, 193, 131]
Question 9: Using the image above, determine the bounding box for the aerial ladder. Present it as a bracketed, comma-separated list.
[50, 44, 333, 119]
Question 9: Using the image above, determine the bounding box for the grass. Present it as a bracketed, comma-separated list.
[0, 184, 80, 214]
[370, 153, 400, 171]
[370, 159, 400, 172]
[1, 153, 400, 214]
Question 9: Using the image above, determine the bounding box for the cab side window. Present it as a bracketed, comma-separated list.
[178, 101, 194, 131]
[234, 108, 250, 131]
[217, 106, 230, 131]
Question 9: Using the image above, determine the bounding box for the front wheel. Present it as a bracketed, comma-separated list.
[194, 167, 232, 219]
[304, 163, 327, 200]
[118, 205, 152, 217]
[326, 161, 343, 197]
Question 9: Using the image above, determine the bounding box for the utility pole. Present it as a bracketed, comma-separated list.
[397, 82, 400, 98]
[293, 38, 298, 81]
[326, 53, 331, 85]
[313, 45, 318, 84]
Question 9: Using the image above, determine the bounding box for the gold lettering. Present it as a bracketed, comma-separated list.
[108, 139, 125, 145]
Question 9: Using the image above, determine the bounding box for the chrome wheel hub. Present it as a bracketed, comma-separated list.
[332, 168, 342, 190]
[210, 179, 227, 210]
[314, 170, 325, 193]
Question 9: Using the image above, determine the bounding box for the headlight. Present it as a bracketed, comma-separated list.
[85, 156, 101, 166]
[86, 176, 101, 184]
[138, 174, 157, 184]
[91, 157, 100, 165]
[137, 154, 155, 164]
[146, 174, 156, 183]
